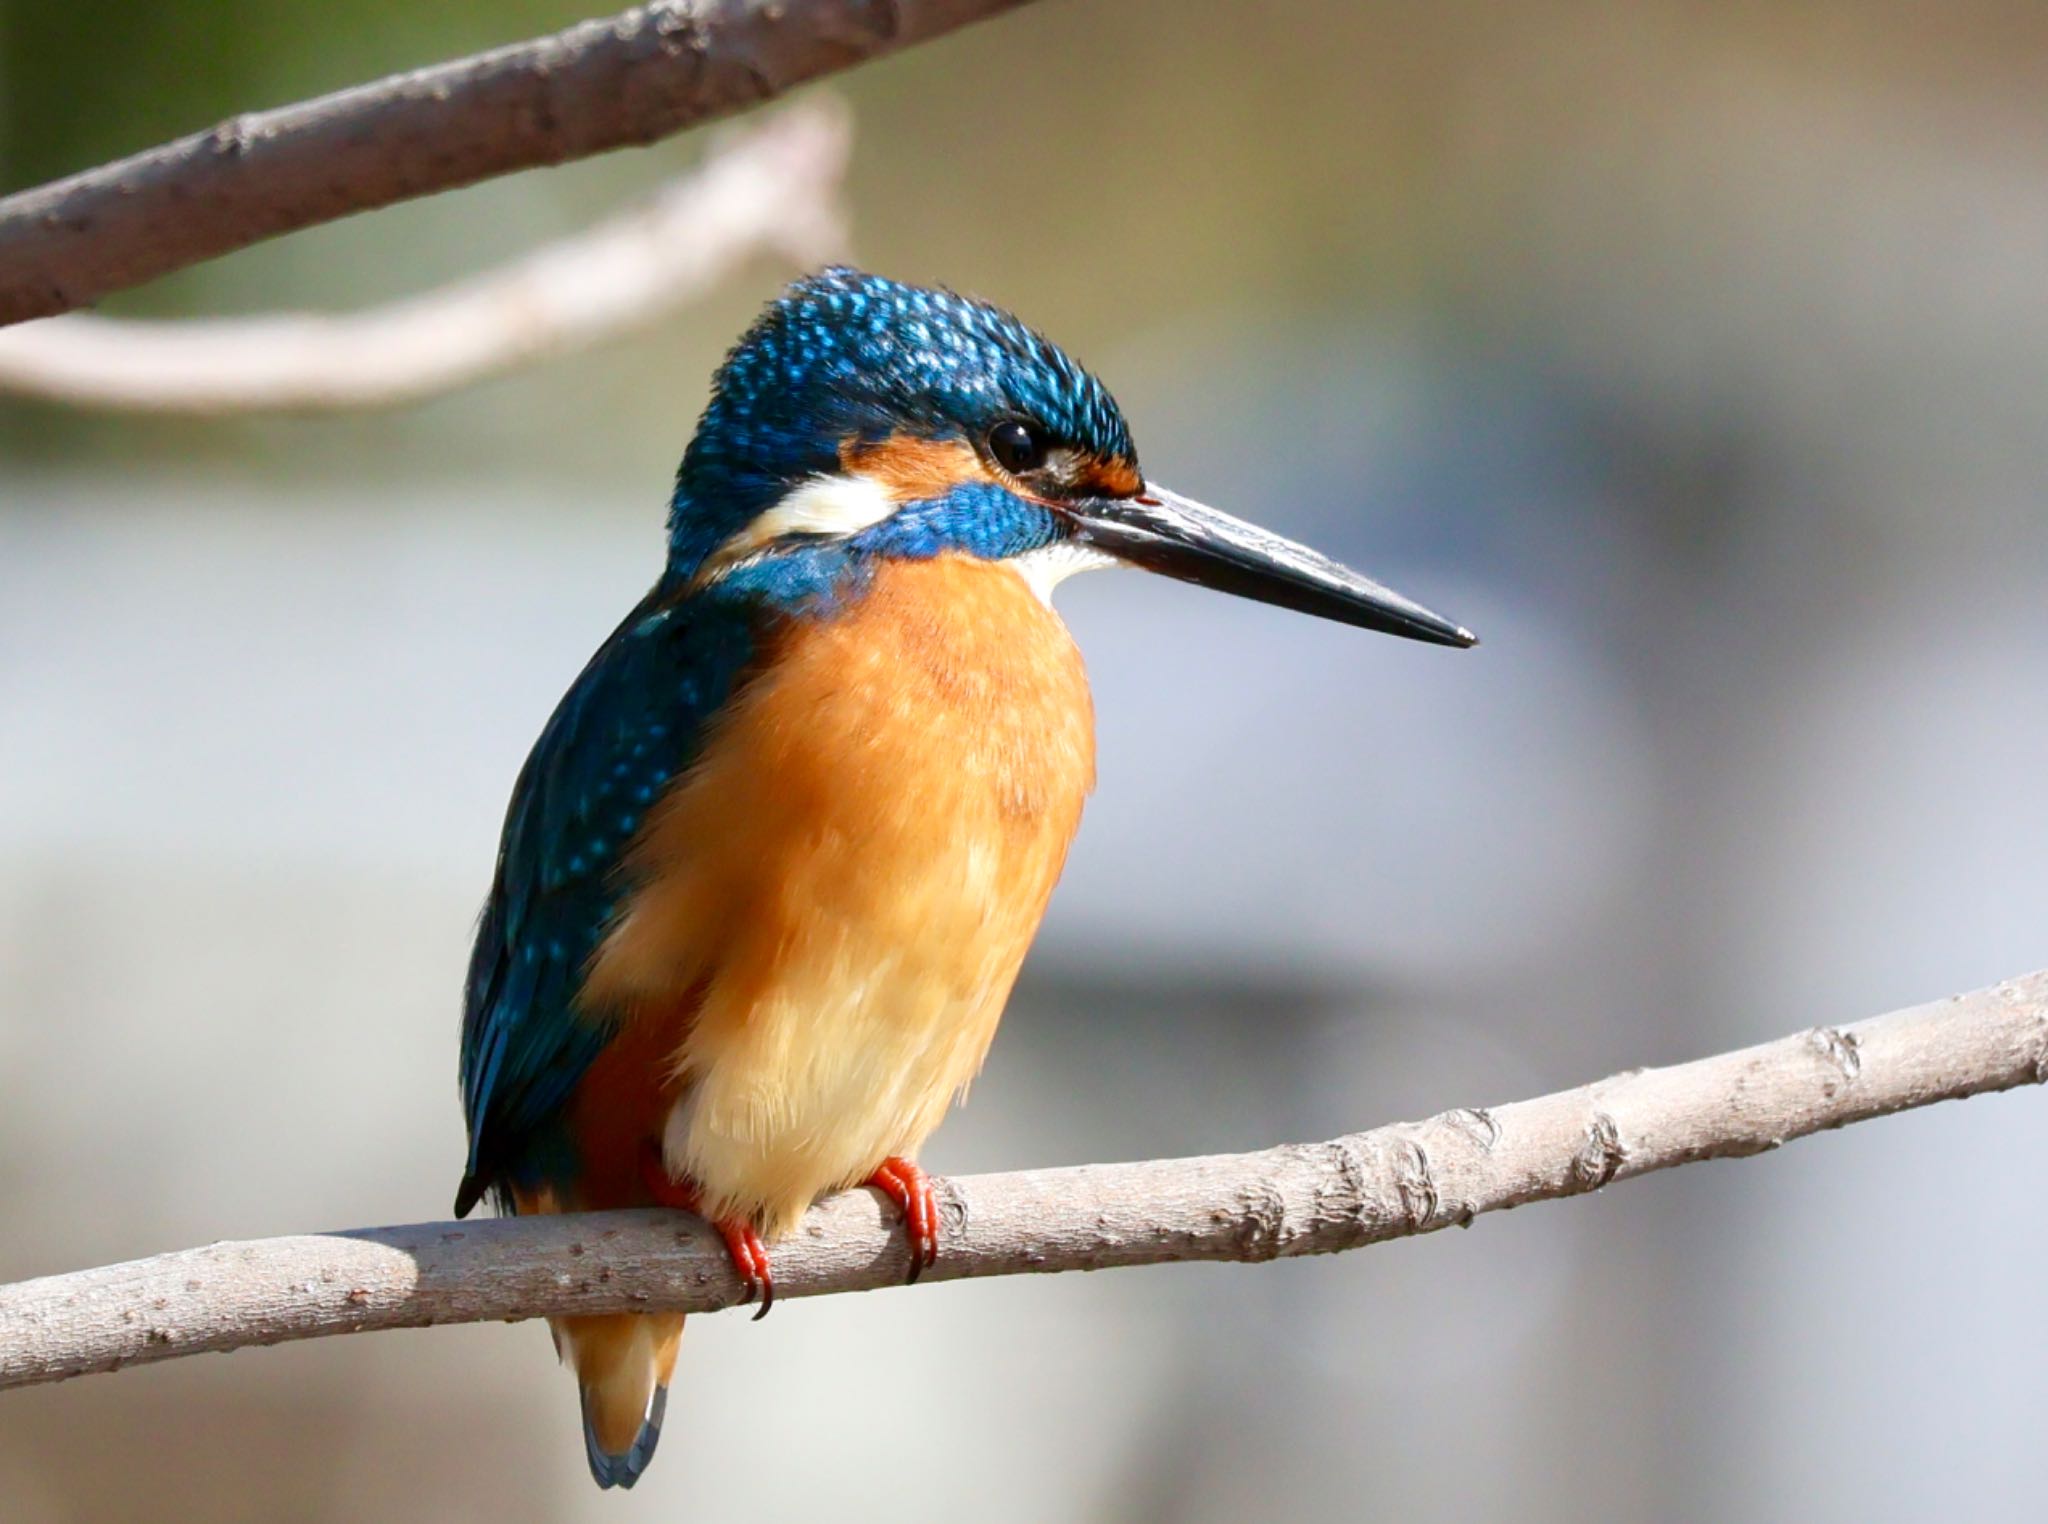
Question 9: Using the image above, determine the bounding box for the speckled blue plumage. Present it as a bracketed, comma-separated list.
[669, 266, 1135, 573]
[456, 269, 1135, 1213]
[457, 595, 754, 1205]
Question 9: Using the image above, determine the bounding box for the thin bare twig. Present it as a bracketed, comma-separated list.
[0, 99, 848, 413]
[2, 970, 2040, 1393]
[0, 0, 1039, 326]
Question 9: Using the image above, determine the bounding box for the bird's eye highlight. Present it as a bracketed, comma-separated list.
[988, 420, 1046, 476]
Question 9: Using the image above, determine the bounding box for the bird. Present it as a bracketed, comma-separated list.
[455, 266, 1474, 1489]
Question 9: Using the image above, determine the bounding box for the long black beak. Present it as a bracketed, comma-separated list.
[1065, 482, 1477, 648]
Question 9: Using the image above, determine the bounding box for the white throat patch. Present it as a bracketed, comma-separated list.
[692, 473, 898, 588]
[1007, 540, 1121, 607]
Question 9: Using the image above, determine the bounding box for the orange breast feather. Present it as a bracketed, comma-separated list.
[582, 552, 1096, 1234]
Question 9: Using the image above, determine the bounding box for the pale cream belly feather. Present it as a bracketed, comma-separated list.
[581, 552, 1095, 1235]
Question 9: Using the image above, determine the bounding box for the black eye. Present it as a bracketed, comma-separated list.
[987, 420, 1046, 475]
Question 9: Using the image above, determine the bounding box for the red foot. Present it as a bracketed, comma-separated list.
[639, 1144, 776, 1320]
[865, 1156, 942, 1282]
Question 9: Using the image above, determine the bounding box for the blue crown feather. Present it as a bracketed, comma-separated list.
[668, 267, 1136, 573]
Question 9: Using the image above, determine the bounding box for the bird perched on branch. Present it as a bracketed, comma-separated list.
[454, 267, 1474, 1489]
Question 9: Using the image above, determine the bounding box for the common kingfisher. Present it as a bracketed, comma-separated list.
[455, 267, 1474, 1489]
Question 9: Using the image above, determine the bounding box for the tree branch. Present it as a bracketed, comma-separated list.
[0, 0, 1039, 327]
[0, 100, 847, 413]
[3, 970, 2040, 1392]
[0, 100, 848, 413]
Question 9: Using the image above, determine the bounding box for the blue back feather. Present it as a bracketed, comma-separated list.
[456, 592, 755, 1209]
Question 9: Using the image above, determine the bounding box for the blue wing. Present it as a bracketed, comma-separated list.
[455, 589, 757, 1216]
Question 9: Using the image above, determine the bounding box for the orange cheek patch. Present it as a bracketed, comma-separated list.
[840, 434, 996, 503]
[1077, 455, 1142, 497]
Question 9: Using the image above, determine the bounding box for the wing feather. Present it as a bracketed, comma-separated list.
[455, 592, 757, 1215]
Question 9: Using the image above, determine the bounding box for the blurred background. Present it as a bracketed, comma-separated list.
[3, 1, 2046, 1519]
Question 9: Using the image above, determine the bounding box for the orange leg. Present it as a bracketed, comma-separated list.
[865, 1156, 942, 1282]
[638, 1144, 775, 1320]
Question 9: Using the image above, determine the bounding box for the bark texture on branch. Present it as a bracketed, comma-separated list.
[1, 970, 2041, 1392]
[0, 101, 848, 412]
[0, 0, 1036, 326]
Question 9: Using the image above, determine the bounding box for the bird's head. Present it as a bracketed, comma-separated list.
[668, 267, 1474, 647]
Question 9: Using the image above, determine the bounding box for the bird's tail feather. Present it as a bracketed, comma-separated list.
[556, 1312, 685, 1490]
[508, 1184, 685, 1488]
